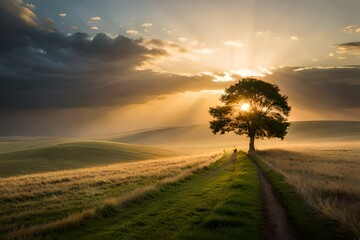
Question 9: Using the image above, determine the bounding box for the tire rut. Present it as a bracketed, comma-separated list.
[249, 155, 299, 240]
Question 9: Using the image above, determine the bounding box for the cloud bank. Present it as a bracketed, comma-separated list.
[336, 42, 360, 55]
[264, 67, 360, 115]
[0, 0, 224, 111]
[0, 0, 359, 136]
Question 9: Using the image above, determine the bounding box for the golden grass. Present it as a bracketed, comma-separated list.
[257, 142, 360, 238]
[0, 153, 221, 239]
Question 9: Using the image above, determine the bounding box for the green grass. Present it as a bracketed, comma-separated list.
[0, 138, 74, 153]
[0, 141, 179, 177]
[249, 153, 354, 240]
[45, 152, 262, 240]
[1, 153, 219, 238]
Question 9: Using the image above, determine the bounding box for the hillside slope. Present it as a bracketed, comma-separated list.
[0, 138, 75, 154]
[0, 141, 179, 177]
[112, 121, 360, 146]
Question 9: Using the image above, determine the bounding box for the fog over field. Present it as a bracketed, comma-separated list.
[111, 121, 360, 149]
[1, 121, 358, 177]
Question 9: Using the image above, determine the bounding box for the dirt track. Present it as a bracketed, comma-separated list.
[250, 157, 299, 240]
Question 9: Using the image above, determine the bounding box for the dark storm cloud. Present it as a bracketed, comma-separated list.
[0, 0, 359, 122]
[0, 0, 221, 110]
[264, 66, 360, 116]
[337, 42, 360, 48]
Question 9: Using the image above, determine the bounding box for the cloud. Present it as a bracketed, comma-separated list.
[290, 36, 299, 41]
[25, 3, 35, 10]
[161, 28, 173, 34]
[0, 0, 359, 135]
[178, 37, 187, 42]
[336, 42, 360, 55]
[255, 31, 273, 37]
[43, 17, 56, 32]
[212, 72, 234, 82]
[90, 16, 101, 21]
[293, 66, 354, 72]
[0, 0, 37, 31]
[328, 53, 334, 57]
[342, 25, 360, 33]
[223, 40, 244, 47]
[59, 13, 66, 17]
[0, 0, 221, 111]
[194, 48, 215, 54]
[126, 29, 140, 37]
[263, 66, 360, 117]
[206, 68, 272, 83]
[142, 23, 152, 28]
[91, 26, 99, 30]
[337, 42, 360, 47]
[139, 38, 186, 53]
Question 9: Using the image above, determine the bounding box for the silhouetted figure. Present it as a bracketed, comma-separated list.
[233, 148, 237, 154]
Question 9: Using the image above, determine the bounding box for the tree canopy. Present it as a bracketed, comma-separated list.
[209, 78, 291, 152]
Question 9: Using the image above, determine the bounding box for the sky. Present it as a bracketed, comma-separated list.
[0, 0, 359, 136]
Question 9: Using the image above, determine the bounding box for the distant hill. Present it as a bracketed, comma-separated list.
[0, 138, 76, 154]
[112, 121, 360, 147]
[0, 141, 179, 177]
[285, 121, 360, 141]
[1, 121, 358, 177]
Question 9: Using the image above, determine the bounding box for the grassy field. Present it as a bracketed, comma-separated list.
[0, 141, 179, 177]
[1, 153, 222, 239]
[0, 138, 75, 153]
[256, 142, 360, 238]
[250, 153, 353, 240]
[1, 121, 359, 239]
[5, 152, 262, 240]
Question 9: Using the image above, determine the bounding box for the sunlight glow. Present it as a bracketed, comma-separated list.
[211, 68, 273, 82]
[231, 68, 273, 77]
[240, 103, 250, 112]
[199, 89, 225, 94]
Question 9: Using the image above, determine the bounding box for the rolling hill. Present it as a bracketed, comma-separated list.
[0, 138, 76, 154]
[0, 141, 179, 177]
[112, 121, 360, 147]
[1, 121, 358, 177]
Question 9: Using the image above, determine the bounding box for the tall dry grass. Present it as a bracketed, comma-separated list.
[257, 142, 360, 238]
[0, 153, 221, 239]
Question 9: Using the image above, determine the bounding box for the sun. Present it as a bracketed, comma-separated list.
[240, 103, 250, 111]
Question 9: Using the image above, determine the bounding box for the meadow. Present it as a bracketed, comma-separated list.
[1, 121, 359, 239]
[0, 138, 75, 153]
[0, 152, 221, 239]
[46, 152, 262, 240]
[0, 141, 179, 177]
[257, 141, 360, 238]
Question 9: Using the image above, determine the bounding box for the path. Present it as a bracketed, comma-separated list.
[250, 155, 299, 240]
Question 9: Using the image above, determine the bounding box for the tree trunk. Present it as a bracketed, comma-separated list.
[248, 135, 255, 153]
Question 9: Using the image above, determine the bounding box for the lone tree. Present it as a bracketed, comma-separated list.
[209, 78, 291, 153]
